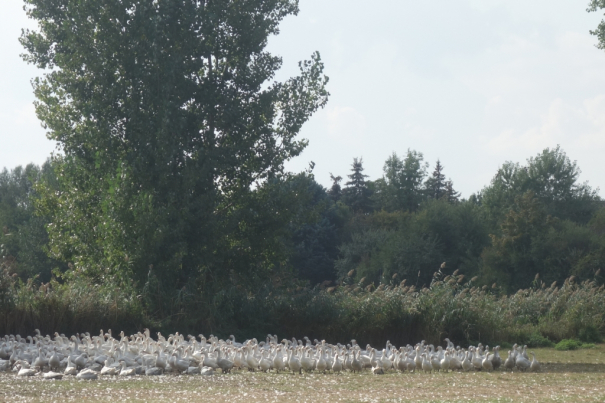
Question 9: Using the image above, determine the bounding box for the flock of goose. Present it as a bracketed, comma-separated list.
[0, 329, 541, 380]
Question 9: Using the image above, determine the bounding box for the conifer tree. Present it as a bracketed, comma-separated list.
[425, 160, 447, 200]
[425, 160, 459, 203]
[343, 158, 372, 213]
[328, 173, 343, 203]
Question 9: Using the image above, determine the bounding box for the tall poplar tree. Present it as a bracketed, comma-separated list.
[20, 0, 329, 289]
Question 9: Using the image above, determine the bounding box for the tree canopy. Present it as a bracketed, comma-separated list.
[21, 0, 329, 290]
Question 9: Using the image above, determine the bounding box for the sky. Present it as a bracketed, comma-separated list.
[1, 0, 605, 197]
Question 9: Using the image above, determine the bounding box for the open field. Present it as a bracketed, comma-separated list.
[2, 345, 605, 403]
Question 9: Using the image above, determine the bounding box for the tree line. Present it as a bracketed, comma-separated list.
[2, 145, 603, 294]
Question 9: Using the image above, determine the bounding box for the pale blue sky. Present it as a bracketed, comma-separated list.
[2, 0, 605, 197]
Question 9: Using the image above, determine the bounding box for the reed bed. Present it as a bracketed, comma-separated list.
[0, 267, 603, 348]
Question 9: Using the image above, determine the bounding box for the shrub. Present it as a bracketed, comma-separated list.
[527, 333, 554, 348]
[555, 339, 582, 350]
[578, 326, 603, 343]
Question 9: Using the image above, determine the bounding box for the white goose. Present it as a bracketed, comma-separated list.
[43, 371, 64, 380]
[421, 353, 433, 373]
[332, 352, 343, 374]
[530, 351, 541, 372]
[76, 368, 98, 380]
[64, 356, 78, 376]
[301, 348, 315, 372]
[119, 361, 136, 376]
[287, 348, 302, 374]
[481, 353, 493, 372]
[504, 350, 515, 371]
[273, 347, 285, 373]
[100, 359, 118, 376]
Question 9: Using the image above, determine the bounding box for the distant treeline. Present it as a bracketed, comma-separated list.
[1, 145, 604, 296]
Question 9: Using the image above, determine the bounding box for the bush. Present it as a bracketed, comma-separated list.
[555, 339, 582, 350]
[527, 333, 554, 348]
[578, 326, 603, 343]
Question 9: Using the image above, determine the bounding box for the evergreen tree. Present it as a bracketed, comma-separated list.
[444, 180, 461, 203]
[425, 160, 460, 203]
[328, 173, 343, 203]
[425, 160, 446, 200]
[343, 158, 372, 213]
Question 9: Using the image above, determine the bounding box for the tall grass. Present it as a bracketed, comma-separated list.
[1, 265, 603, 347]
[0, 268, 145, 336]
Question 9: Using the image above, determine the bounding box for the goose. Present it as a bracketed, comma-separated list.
[12, 360, 29, 373]
[332, 352, 343, 374]
[273, 347, 285, 373]
[233, 348, 246, 370]
[287, 348, 302, 374]
[301, 348, 315, 372]
[380, 349, 392, 371]
[76, 368, 98, 380]
[481, 353, 493, 372]
[33, 348, 48, 370]
[258, 351, 272, 373]
[421, 353, 433, 373]
[119, 361, 136, 376]
[521, 345, 529, 361]
[491, 346, 502, 370]
[430, 353, 442, 372]
[414, 347, 423, 369]
[17, 367, 37, 377]
[43, 371, 64, 380]
[64, 356, 78, 375]
[449, 350, 462, 370]
[440, 351, 451, 372]
[515, 354, 530, 372]
[145, 363, 164, 376]
[351, 350, 363, 373]
[217, 349, 235, 374]
[504, 350, 515, 371]
[461, 351, 473, 372]
[170, 352, 190, 373]
[74, 353, 88, 370]
[187, 364, 202, 374]
[530, 352, 541, 372]
[100, 359, 118, 376]
[405, 353, 416, 372]
[199, 350, 216, 370]
[344, 351, 352, 371]
[396, 352, 407, 372]
[49, 348, 61, 371]
[155, 350, 168, 371]
[315, 348, 328, 373]
[245, 345, 259, 372]
[471, 349, 483, 370]
[371, 360, 384, 375]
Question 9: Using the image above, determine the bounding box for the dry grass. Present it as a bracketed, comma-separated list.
[2, 346, 605, 402]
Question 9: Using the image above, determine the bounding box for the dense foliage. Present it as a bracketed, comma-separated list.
[20, 0, 329, 295]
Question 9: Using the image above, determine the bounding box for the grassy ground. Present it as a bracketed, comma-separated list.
[2, 345, 605, 403]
